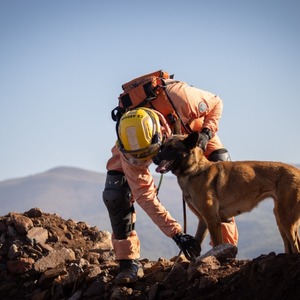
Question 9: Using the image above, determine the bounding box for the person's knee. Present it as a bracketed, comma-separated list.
[103, 171, 131, 209]
[208, 148, 231, 162]
[102, 171, 135, 239]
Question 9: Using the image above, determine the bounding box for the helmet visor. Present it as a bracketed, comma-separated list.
[122, 143, 161, 160]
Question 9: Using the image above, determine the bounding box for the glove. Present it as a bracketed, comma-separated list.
[172, 233, 201, 261]
[196, 128, 212, 151]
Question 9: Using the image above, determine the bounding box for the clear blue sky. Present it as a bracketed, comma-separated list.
[1, 0, 299, 181]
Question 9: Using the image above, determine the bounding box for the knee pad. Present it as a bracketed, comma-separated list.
[208, 148, 231, 162]
[102, 171, 135, 239]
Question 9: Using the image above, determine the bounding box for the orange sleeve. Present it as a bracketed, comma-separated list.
[120, 153, 182, 238]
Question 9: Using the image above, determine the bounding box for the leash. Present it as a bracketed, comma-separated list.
[155, 173, 182, 267]
[171, 195, 187, 268]
[156, 174, 187, 233]
[156, 173, 188, 268]
[156, 173, 164, 195]
[182, 195, 187, 233]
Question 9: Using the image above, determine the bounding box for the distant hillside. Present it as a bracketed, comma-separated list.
[0, 167, 105, 228]
[1, 165, 299, 260]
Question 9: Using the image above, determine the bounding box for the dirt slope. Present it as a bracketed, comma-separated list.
[0, 208, 299, 300]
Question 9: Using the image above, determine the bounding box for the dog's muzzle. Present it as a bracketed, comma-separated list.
[155, 160, 175, 174]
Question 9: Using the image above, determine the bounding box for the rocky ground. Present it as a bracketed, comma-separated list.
[0, 208, 300, 300]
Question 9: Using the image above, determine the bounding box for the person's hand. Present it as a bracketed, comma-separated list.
[196, 128, 212, 151]
[172, 233, 201, 261]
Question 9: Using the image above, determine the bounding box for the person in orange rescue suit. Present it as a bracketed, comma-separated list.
[102, 77, 239, 284]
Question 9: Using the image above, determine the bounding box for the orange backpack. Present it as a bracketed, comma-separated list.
[111, 70, 185, 133]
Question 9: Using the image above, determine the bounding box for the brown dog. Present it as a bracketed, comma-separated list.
[154, 132, 300, 254]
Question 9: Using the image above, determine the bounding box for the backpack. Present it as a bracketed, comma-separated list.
[111, 70, 185, 133]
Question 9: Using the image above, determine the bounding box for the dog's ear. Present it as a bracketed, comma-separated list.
[183, 131, 199, 150]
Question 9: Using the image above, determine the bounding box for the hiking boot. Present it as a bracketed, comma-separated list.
[115, 259, 144, 285]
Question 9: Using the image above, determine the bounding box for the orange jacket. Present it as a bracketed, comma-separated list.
[106, 81, 231, 260]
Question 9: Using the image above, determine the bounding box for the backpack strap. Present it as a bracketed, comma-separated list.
[162, 79, 192, 134]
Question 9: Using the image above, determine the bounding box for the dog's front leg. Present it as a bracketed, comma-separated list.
[195, 217, 208, 244]
[206, 217, 223, 247]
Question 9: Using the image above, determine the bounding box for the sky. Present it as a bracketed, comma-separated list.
[1, 0, 300, 181]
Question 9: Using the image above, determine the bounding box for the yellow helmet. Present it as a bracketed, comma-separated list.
[117, 108, 162, 160]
